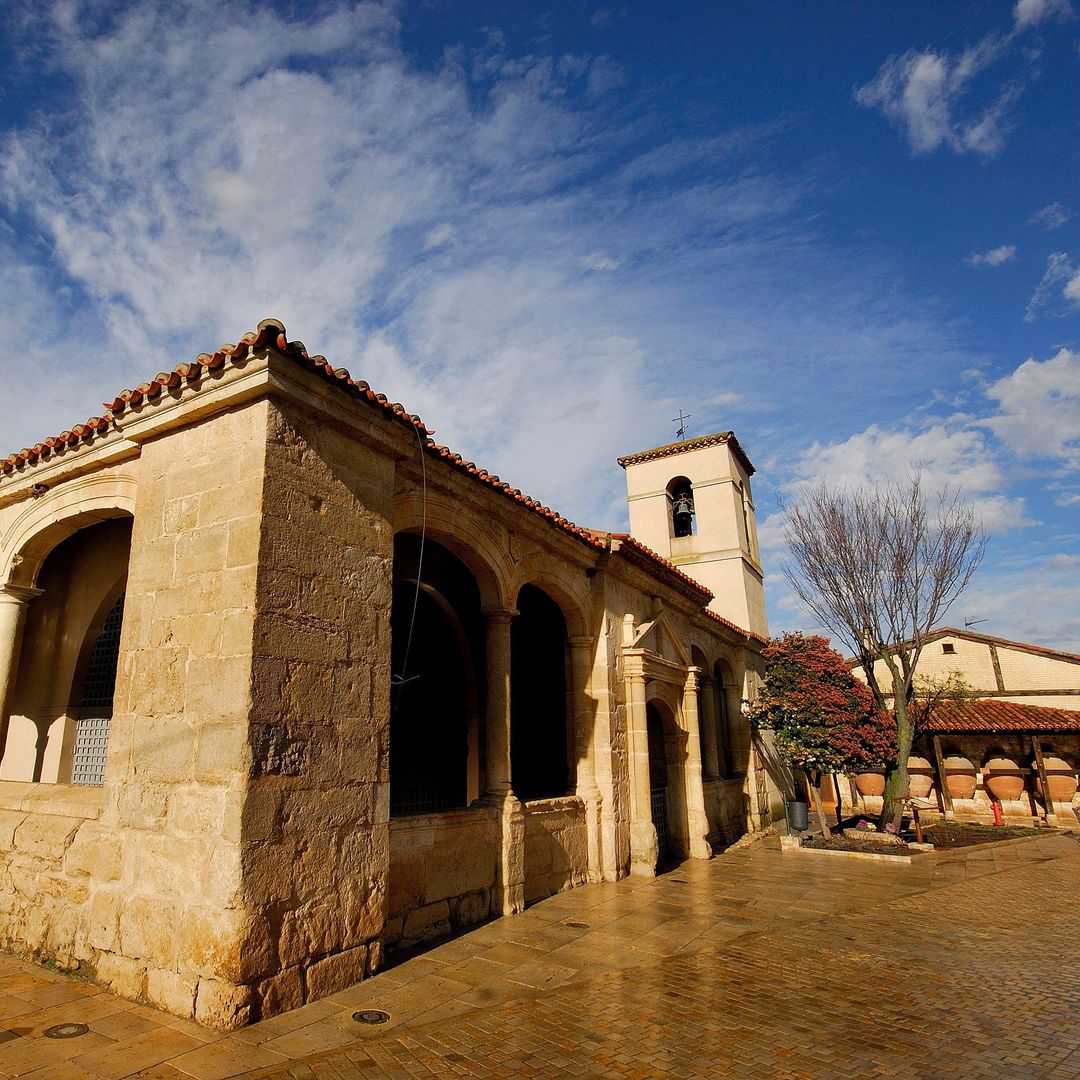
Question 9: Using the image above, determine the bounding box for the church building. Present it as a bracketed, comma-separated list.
[0, 320, 782, 1029]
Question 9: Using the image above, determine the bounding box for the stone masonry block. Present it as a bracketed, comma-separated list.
[94, 952, 147, 1002]
[147, 967, 197, 1018]
[195, 977, 253, 1031]
[13, 816, 81, 861]
[64, 824, 122, 882]
[119, 894, 179, 969]
[304, 944, 368, 1002]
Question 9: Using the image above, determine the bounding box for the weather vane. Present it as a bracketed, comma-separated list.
[672, 409, 691, 440]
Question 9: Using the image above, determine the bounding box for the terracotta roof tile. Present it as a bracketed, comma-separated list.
[2, 318, 607, 553]
[924, 699, 1080, 734]
[616, 431, 755, 475]
[703, 607, 769, 645]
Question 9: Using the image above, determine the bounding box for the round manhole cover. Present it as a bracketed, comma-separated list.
[353, 1009, 390, 1025]
[44, 1022, 89, 1040]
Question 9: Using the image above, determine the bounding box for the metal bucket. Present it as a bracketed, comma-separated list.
[785, 800, 809, 832]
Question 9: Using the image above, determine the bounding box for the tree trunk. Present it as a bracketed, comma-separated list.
[881, 693, 914, 829]
[805, 769, 831, 838]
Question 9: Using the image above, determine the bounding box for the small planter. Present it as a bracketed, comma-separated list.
[1034, 756, 1078, 804]
[854, 772, 886, 797]
[942, 756, 977, 800]
[983, 757, 1025, 803]
[785, 800, 809, 832]
[907, 756, 934, 799]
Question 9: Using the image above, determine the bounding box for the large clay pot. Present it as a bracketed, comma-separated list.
[1034, 756, 1078, 804]
[942, 755, 977, 800]
[983, 757, 1025, 802]
[854, 772, 886, 797]
[907, 756, 934, 799]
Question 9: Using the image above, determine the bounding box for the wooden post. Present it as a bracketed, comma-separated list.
[932, 736, 955, 820]
[1031, 736, 1059, 827]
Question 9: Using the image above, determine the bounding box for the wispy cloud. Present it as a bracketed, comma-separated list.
[1028, 201, 1071, 231]
[966, 244, 1017, 267]
[855, 0, 1071, 156]
[1025, 252, 1080, 320]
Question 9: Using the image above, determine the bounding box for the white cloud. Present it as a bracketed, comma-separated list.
[1025, 252, 1078, 319]
[581, 252, 620, 272]
[787, 422, 1028, 532]
[1065, 270, 1080, 305]
[1028, 201, 1071, 230]
[1013, 0, 1073, 29]
[982, 348, 1080, 467]
[856, 0, 1070, 156]
[966, 244, 1016, 267]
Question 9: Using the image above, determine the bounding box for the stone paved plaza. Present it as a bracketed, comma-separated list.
[0, 832, 1076, 1079]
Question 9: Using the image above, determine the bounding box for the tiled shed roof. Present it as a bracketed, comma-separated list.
[924, 699, 1080, 734]
[704, 607, 769, 645]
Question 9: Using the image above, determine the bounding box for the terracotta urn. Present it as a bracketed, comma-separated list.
[854, 772, 886, 797]
[1034, 756, 1078, 804]
[906, 756, 934, 799]
[942, 756, 977, 800]
[983, 757, 1025, 802]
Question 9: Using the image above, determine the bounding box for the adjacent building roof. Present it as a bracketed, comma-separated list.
[923, 699, 1080, 735]
[616, 431, 755, 476]
[857, 626, 1080, 668]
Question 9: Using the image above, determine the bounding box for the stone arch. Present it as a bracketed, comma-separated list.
[1, 473, 138, 590]
[394, 490, 512, 611]
[509, 553, 589, 639]
[713, 657, 746, 777]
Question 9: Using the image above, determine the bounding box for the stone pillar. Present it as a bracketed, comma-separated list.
[569, 635, 604, 883]
[697, 675, 721, 780]
[626, 660, 658, 876]
[681, 668, 713, 860]
[483, 609, 524, 916]
[0, 586, 41, 763]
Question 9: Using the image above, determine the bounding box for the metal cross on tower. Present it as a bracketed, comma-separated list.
[672, 409, 691, 440]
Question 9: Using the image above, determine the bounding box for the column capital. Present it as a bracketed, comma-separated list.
[482, 608, 518, 625]
[0, 585, 42, 605]
[568, 634, 593, 650]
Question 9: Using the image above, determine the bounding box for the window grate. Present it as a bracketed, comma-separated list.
[72, 593, 125, 787]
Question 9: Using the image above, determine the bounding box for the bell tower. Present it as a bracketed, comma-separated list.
[617, 432, 768, 637]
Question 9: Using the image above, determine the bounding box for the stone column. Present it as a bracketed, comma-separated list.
[697, 675, 721, 780]
[625, 660, 658, 876]
[483, 609, 524, 915]
[569, 635, 603, 883]
[0, 585, 41, 765]
[681, 668, 713, 860]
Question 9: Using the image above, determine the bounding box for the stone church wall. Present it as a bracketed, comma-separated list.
[522, 796, 588, 904]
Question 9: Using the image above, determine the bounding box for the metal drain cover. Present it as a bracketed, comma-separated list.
[44, 1022, 89, 1039]
[353, 1009, 390, 1025]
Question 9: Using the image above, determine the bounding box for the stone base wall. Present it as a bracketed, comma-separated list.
[0, 783, 104, 969]
[523, 797, 587, 904]
[703, 778, 750, 849]
[384, 809, 497, 951]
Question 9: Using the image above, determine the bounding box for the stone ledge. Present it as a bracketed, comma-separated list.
[0, 781, 103, 820]
[522, 795, 585, 815]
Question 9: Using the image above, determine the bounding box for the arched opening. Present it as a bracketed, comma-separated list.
[390, 533, 484, 816]
[510, 584, 569, 802]
[2, 517, 132, 784]
[666, 476, 695, 538]
[713, 660, 744, 777]
[646, 698, 689, 863]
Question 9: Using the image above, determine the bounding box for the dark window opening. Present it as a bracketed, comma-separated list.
[510, 584, 569, 802]
[390, 534, 482, 816]
[667, 477, 695, 538]
[942, 643, 956, 655]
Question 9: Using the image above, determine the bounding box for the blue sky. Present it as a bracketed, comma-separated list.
[1, 0, 1078, 647]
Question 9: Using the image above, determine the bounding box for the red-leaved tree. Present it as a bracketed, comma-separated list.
[747, 633, 895, 836]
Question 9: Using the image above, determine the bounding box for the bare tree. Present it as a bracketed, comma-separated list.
[781, 473, 986, 827]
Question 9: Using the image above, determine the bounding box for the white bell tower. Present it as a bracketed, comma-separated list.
[618, 432, 768, 637]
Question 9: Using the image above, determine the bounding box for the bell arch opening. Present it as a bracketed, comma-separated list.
[510, 584, 569, 802]
[667, 476, 695, 538]
[390, 532, 484, 816]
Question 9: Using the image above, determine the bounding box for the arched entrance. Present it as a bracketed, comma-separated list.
[646, 698, 689, 863]
[389, 533, 483, 816]
[510, 584, 569, 802]
[1, 516, 132, 784]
